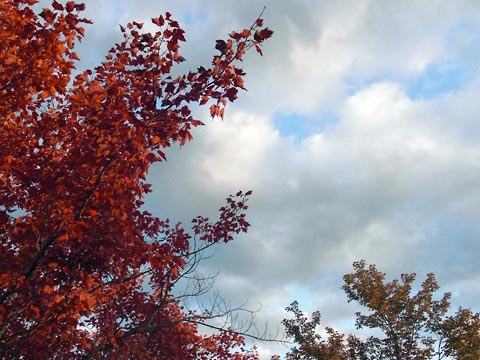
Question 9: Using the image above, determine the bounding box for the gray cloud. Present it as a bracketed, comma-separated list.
[147, 81, 480, 355]
[33, 0, 480, 357]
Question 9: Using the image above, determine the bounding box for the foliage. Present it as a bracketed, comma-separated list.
[0, 0, 272, 358]
[276, 261, 480, 359]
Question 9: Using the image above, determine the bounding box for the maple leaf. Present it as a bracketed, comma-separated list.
[0, 2, 270, 358]
[215, 39, 227, 54]
[152, 16, 165, 27]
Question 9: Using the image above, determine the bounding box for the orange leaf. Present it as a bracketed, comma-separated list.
[66, 1, 75, 12]
[209, 104, 217, 117]
[79, 292, 95, 308]
[152, 135, 160, 145]
[241, 29, 251, 37]
[31, 306, 40, 317]
[57, 233, 68, 241]
[152, 16, 164, 27]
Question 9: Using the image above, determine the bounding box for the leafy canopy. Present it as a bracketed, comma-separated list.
[276, 261, 480, 360]
[0, 1, 272, 358]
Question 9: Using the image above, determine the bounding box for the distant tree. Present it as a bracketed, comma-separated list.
[0, 0, 272, 358]
[275, 261, 480, 359]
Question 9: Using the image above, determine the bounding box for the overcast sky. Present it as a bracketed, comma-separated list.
[49, 0, 480, 357]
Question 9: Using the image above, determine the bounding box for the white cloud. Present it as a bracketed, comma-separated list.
[34, 0, 480, 357]
[155, 80, 480, 356]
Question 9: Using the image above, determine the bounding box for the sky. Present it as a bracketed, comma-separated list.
[44, 0, 480, 357]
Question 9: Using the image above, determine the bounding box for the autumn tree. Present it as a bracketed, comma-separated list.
[276, 261, 480, 360]
[0, 0, 273, 358]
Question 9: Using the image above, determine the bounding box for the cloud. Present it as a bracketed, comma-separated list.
[147, 79, 480, 355]
[33, 0, 480, 357]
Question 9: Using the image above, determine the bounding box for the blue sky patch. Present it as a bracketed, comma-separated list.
[407, 62, 471, 99]
[273, 111, 338, 139]
[181, 10, 208, 27]
[344, 58, 473, 101]
[288, 286, 314, 310]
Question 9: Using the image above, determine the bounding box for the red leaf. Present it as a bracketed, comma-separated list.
[241, 29, 251, 37]
[65, 1, 75, 12]
[0, 3, 271, 357]
[229, 31, 241, 40]
[258, 28, 274, 40]
[152, 135, 160, 145]
[210, 104, 217, 117]
[51, 1, 64, 11]
[31, 306, 40, 317]
[215, 40, 227, 53]
[152, 16, 165, 27]
[88, 209, 98, 216]
[254, 43, 263, 55]
[225, 87, 238, 101]
[190, 119, 204, 126]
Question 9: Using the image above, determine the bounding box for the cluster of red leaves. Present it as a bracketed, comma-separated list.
[0, 1, 271, 358]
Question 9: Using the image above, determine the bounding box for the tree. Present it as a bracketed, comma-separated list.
[0, 0, 272, 358]
[276, 261, 480, 359]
